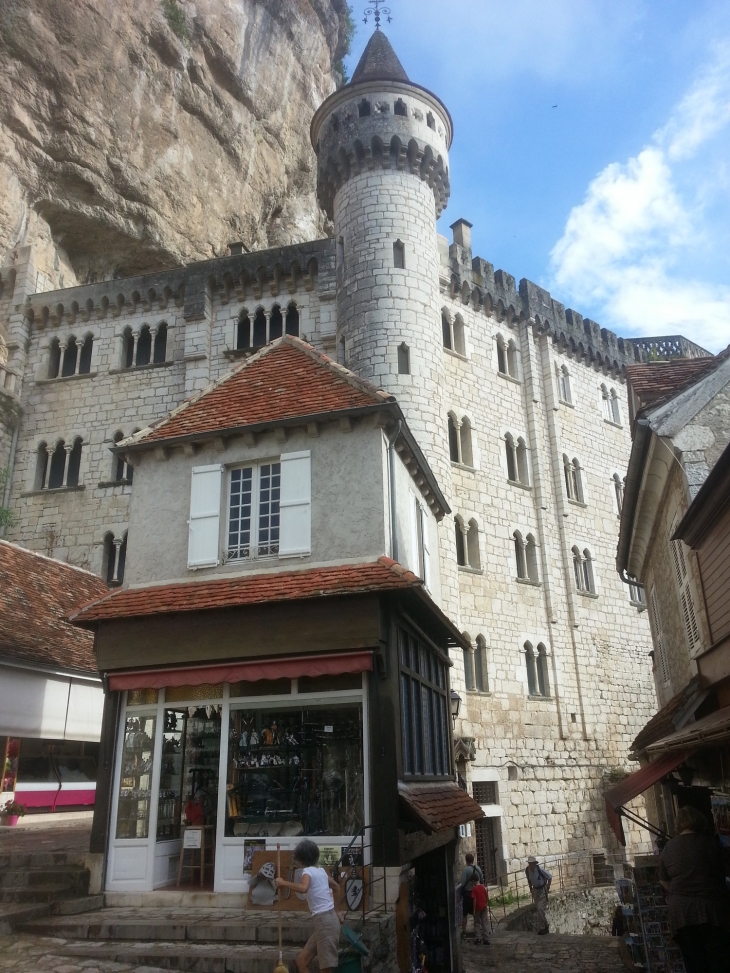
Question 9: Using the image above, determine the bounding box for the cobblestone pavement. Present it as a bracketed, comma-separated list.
[0, 820, 92, 860]
[463, 927, 625, 973]
[0, 934, 169, 973]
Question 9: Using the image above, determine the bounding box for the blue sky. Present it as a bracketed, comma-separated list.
[344, 1, 730, 352]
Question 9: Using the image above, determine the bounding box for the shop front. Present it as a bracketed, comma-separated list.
[104, 661, 370, 893]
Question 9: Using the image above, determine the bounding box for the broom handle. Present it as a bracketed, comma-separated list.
[277, 843, 282, 957]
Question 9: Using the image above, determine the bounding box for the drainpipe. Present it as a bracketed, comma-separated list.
[0, 421, 19, 539]
[387, 420, 403, 563]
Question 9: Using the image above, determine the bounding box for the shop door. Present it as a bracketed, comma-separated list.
[409, 845, 455, 973]
[154, 707, 221, 889]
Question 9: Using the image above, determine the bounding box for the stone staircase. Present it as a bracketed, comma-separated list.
[19, 906, 392, 973]
[0, 848, 102, 934]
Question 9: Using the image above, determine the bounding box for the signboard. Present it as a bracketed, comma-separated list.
[183, 828, 202, 849]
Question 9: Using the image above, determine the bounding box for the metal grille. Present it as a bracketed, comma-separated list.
[473, 780, 497, 804]
[475, 816, 499, 884]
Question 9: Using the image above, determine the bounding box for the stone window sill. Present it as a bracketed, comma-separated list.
[109, 360, 172, 375]
[444, 348, 468, 362]
[527, 694, 553, 702]
[630, 601, 647, 611]
[451, 461, 477, 473]
[576, 589, 599, 599]
[568, 498, 588, 509]
[458, 564, 483, 575]
[36, 371, 98, 385]
[98, 480, 133, 489]
[507, 478, 532, 491]
[21, 485, 86, 497]
[603, 418, 623, 430]
[516, 577, 541, 587]
[559, 398, 575, 409]
[465, 690, 491, 697]
[497, 371, 521, 385]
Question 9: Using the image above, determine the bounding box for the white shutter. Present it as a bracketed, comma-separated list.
[188, 464, 222, 568]
[279, 451, 311, 556]
[650, 586, 670, 684]
[671, 535, 702, 654]
[410, 492, 420, 572]
[420, 505, 432, 591]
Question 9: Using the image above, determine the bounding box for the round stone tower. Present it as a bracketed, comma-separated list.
[311, 31, 452, 483]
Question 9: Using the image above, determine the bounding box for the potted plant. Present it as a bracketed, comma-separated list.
[0, 799, 26, 826]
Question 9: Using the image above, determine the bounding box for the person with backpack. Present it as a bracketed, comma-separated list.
[525, 855, 552, 935]
[459, 853, 484, 937]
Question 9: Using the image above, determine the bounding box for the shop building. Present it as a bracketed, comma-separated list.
[0, 540, 107, 813]
[70, 336, 482, 968]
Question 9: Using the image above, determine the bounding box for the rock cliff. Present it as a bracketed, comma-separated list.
[0, 0, 350, 290]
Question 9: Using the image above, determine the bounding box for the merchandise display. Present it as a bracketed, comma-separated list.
[157, 708, 221, 841]
[116, 715, 156, 839]
[225, 704, 363, 838]
[615, 864, 686, 973]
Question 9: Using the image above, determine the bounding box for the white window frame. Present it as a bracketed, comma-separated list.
[226, 460, 282, 562]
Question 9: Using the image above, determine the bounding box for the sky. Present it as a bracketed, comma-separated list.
[344, 0, 730, 353]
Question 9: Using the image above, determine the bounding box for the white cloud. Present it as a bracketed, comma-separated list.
[550, 43, 730, 353]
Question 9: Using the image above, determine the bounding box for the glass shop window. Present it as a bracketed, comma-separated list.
[225, 704, 363, 838]
[398, 628, 451, 778]
[116, 714, 156, 839]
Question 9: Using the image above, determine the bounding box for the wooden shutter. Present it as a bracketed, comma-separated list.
[188, 464, 222, 568]
[420, 505, 432, 591]
[410, 492, 420, 574]
[671, 535, 702, 654]
[279, 451, 311, 556]
[649, 586, 670, 684]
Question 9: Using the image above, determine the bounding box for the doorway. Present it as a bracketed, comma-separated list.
[409, 844, 455, 973]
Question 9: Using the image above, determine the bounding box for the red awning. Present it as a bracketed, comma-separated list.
[108, 651, 373, 692]
[604, 749, 693, 845]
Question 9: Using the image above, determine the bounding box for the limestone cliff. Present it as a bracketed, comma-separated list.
[0, 0, 350, 290]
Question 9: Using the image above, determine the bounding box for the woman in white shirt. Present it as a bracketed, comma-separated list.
[275, 839, 342, 973]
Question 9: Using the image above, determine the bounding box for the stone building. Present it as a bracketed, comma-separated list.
[0, 30, 691, 876]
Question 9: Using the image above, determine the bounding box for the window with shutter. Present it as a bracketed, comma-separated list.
[419, 504, 432, 591]
[279, 451, 311, 556]
[410, 492, 420, 573]
[650, 586, 670, 684]
[188, 465, 223, 568]
[670, 528, 702, 654]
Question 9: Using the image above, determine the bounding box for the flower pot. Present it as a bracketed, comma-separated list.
[2, 814, 18, 826]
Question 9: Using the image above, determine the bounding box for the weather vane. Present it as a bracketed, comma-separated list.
[363, 1, 392, 29]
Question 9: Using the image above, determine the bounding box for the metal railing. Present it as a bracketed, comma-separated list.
[488, 850, 627, 919]
[333, 823, 389, 926]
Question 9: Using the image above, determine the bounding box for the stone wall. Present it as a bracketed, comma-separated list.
[503, 886, 619, 937]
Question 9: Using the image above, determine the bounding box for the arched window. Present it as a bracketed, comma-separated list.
[47, 441, 67, 490]
[426, 111, 435, 130]
[459, 418, 473, 467]
[61, 337, 78, 377]
[467, 518, 480, 570]
[513, 531, 526, 579]
[448, 414, 459, 463]
[610, 388, 621, 424]
[507, 339, 518, 378]
[122, 328, 134, 368]
[237, 311, 251, 349]
[536, 644, 550, 697]
[442, 312, 452, 350]
[48, 339, 61, 379]
[516, 438, 530, 485]
[269, 305, 283, 341]
[118, 533, 127, 584]
[601, 384, 612, 421]
[285, 303, 299, 336]
[66, 437, 83, 488]
[394, 98, 407, 117]
[572, 546, 584, 591]
[525, 534, 538, 582]
[563, 456, 584, 503]
[613, 474, 624, 515]
[358, 99, 371, 117]
[337, 236, 345, 268]
[455, 517, 466, 567]
[582, 549, 595, 592]
[393, 240, 405, 269]
[136, 326, 151, 367]
[103, 532, 127, 586]
[453, 316, 466, 356]
[463, 642, 475, 692]
[398, 343, 410, 375]
[558, 365, 571, 404]
[113, 432, 126, 482]
[475, 636, 488, 693]
[496, 336, 507, 375]
[524, 641, 538, 695]
[35, 442, 48, 490]
[572, 459, 584, 503]
[505, 433, 517, 481]
[252, 308, 267, 346]
[78, 334, 93, 373]
[153, 323, 167, 363]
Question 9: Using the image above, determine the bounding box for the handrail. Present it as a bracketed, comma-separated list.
[332, 823, 389, 924]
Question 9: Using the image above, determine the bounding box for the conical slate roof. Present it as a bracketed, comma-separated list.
[350, 31, 409, 85]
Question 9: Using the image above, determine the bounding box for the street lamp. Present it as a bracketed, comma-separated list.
[450, 689, 462, 725]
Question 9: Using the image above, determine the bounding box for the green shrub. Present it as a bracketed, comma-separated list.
[161, 0, 188, 42]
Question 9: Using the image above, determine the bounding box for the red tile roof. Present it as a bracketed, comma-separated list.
[0, 541, 108, 673]
[126, 336, 393, 447]
[399, 782, 485, 834]
[626, 350, 726, 411]
[70, 557, 422, 626]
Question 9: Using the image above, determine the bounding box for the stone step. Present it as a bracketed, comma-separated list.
[0, 851, 80, 870]
[0, 864, 89, 889]
[0, 902, 51, 936]
[52, 893, 105, 915]
[0, 881, 76, 904]
[59, 940, 334, 973]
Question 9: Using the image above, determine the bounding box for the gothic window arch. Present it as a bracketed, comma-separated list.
[573, 547, 596, 593]
[103, 530, 127, 586]
[61, 337, 78, 377]
[252, 307, 267, 346]
[557, 364, 572, 404]
[122, 327, 134, 368]
[524, 641, 538, 695]
[459, 417, 474, 467]
[237, 310, 251, 350]
[393, 240, 405, 269]
[536, 643, 550, 697]
[613, 473, 624, 515]
[513, 530, 527, 580]
[442, 310, 452, 350]
[563, 455, 584, 503]
[496, 334, 507, 375]
[48, 339, 61, 379]
[79, 333, 93, 373]
[453, 315, 466, 356]
[66, 437, 83, 487]
[34, 441, 48, 490]
[507, 339, 519, 378]
[462, 634, 475, 692]
[505, 433, 517, 481]
[525, 534, 539, 582]
[474, 635, 488, 693]
[398, 343, 410, 375]
[269, 305, 283, 341]
[455, 516, 466, 567]
[610, 388, 621, 424]
[47, 440, 67, 490]
[601, 383, 621, 423]
[447, 413, 459, 463]
[153, 322, 167, 363]
[466, 518, 480, 570]
[285, 303, 299, 337]
[136, 325, 152, 367]
[516, 437, 530, 485]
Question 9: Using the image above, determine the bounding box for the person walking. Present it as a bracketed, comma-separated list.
[471, 877, 490, 945]
[525, 855, 551, 935]
[658, 805, 730, 973]
[459, 853, 484, 938]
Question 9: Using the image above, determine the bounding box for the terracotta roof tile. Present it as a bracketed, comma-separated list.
[626, 350, 726, 411]
[399, 782, 484, 834]
[0, 541, 107, 672]
[127, 337, 392, 447]
[70, 557, 422, 626]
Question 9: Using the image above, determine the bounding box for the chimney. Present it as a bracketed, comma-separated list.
[450, 219, 473, 253]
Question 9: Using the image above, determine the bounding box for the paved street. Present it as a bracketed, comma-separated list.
[0, 933, 169, 973]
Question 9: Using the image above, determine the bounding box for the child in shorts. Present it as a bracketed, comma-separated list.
[471, 879, 490, 945]
[274, 839, 342, 973]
